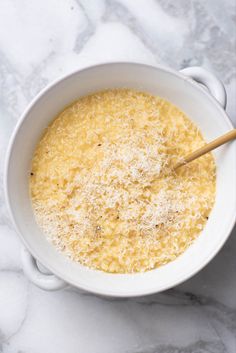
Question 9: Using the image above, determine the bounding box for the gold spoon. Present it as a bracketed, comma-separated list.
[174, 129, 236, 170]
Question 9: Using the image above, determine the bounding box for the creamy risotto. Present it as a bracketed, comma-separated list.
[30, 89, 216, 273]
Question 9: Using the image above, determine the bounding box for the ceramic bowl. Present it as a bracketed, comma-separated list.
[4, 63, 236, 296]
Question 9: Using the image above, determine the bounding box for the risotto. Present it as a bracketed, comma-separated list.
[30, 89, 216, 273]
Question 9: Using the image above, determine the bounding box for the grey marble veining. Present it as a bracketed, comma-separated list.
[0, 1, 235, 352]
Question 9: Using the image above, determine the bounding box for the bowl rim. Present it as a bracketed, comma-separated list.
[4, 61, 236, 297]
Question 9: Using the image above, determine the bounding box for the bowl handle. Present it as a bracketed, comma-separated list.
[21, 247, 68, 291]
[180, 66, 227, 109]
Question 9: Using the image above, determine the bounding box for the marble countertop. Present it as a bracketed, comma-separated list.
[0, 1, 236, 352]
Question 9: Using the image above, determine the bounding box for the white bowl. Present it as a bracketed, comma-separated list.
[4, 63, 236, 297]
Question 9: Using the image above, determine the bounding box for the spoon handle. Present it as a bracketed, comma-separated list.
[174, 129, 236, 170]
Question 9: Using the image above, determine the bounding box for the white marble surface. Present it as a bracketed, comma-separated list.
[0, 1, 236, 352]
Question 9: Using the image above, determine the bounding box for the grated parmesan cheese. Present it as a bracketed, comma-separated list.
[30, 89, 216, 273]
